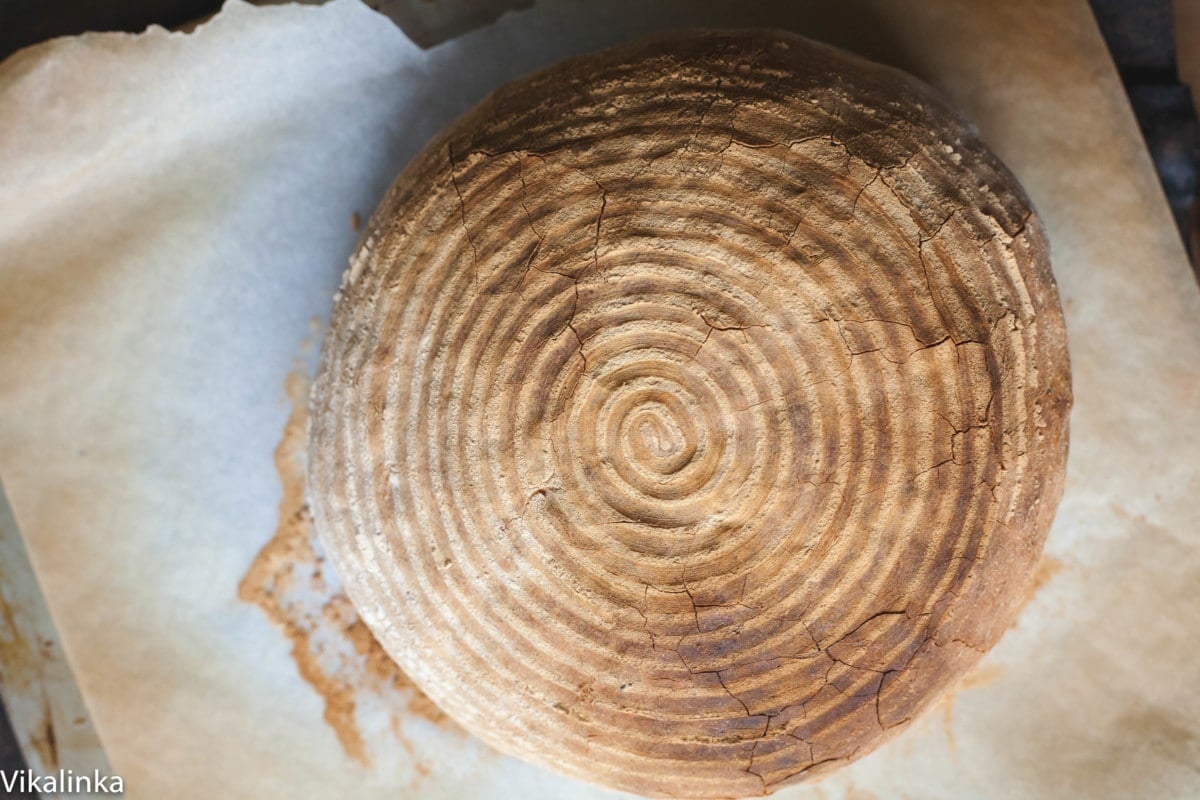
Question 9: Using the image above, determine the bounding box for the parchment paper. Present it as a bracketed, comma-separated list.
[1, 1, 1198, 798]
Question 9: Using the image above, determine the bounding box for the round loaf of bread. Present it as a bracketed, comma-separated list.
[308, 29, 1071, 798]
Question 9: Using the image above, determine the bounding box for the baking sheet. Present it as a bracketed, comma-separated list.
[0, 0, 1198, 797]
[0, 479, 111, 780]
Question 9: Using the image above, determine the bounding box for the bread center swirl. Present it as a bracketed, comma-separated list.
[631, 408, 687, 464]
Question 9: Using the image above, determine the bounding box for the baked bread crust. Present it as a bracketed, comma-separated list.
[308, 29, 1071, 798]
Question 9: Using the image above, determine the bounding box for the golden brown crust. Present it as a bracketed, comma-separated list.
[307, 29, 1071, 798]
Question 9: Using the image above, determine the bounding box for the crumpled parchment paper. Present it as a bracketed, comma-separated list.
[0, 1, 1198, 798]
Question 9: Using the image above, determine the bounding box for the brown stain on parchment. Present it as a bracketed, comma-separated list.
[30, 692, 58, 769]
[940, 553, 1066, 753]
[238, 323, 454, 771]
[938, 662, 1006, 755]
[0, 529, 63, 772]
[842, 783, 879, 800]
[1027, 554, 1065, 598]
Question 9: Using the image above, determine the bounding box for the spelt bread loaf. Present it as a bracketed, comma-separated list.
[308, 29, 1071, 798]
